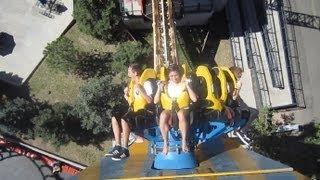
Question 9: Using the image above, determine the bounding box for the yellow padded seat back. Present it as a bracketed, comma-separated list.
[213, 67, 228, 103]
[220, 66, 237, 94]
[195, 65, 223, 111]
[160, 90, 190, 111]
[129, 68, 156, 112]
[158, 65, 190, 111]
[181, 64, 188, 78]
[159, 66, 167, 82]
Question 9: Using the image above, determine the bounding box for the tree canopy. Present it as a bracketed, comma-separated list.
[43, 37, 78, 73]
[111, 41, 151, 75]
[74, 75, 124, 134]
[74, 0, 122, 42]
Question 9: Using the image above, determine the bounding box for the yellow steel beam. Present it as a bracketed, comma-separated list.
[114, 168, 293, 180]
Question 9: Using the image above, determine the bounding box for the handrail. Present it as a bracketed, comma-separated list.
[0, 135, 87, 170]
[119, 168, 294, 180]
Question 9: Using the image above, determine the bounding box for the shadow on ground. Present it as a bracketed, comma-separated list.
[0, 32, 16, 57]
[0, 72, 30, 100]
[251, 125, 320, 178]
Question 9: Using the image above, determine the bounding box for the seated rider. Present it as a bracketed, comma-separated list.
[154, 64, 198, 155]
[108, 63, 154, 161]
[229, 66, 243, 104]
[223, 66, 243, 124]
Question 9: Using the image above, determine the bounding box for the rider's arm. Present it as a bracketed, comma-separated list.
[154, 82, 163, 104]
[124, 87, 129, 102]
[135, 84, 152, 104]
[232, 81, 242, 100]
[186, 83, 198, 102]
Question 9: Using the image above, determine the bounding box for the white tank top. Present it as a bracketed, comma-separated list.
[167, 81, 186, 99]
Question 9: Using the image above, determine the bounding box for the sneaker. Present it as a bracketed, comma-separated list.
[128, 132, 137, 146]
[227, 131, 237, 138]
[238, 130, 251, 142]
[120, 132, 136, 147]
[104, 145, 122, 156]
[111, 147, 130, 161]
[235, 131, 251, 146]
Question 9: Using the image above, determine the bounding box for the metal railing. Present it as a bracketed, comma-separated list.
[262, 0, 285, 89]
[284, 11, 320, 31]
[230, 36, 244, 68]
[226, 0, 244, 69]
[226, 0, 270, 107]
[278, 0, 306, 108]
[244, 31, 271, 107]
[0, 135, 87, 171]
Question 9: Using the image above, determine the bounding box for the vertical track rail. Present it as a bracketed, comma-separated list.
[152, 0, 179, 70]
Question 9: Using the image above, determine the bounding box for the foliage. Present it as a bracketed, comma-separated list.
[251, 107, 276, 137]
[247, 108, 319, 178]
[75, 52, 112, 79]
[44, 37, 79, 73]
[305, 123, 320, 145]
[248, 107, 278, 154]
[74, 76, 123, 134]
[111, 41, 151, 76]
[0, 98, 40, 137]
[73, 0, 121, 42]
[32, 103, 75, 147]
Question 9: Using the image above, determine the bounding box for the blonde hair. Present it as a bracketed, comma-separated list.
[229, 66, 243, 76]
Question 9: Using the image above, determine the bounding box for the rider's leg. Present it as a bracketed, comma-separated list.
[159, 110, 171, 155]
[224, 106, 235, 124]
[112, 117, 121, 146]
[177, 109, 189, 152]
[121, 119, 131, 148]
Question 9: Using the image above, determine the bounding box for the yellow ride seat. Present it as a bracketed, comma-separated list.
[213, 67, 228, 103]
[128, 68, 157, 112]
[158, 64, 190, 111]
[181, 63, 189, 78]
[160, 85, 190, 111]
[195, 65, 223, 111]
[159, 66, 167, 82]
[219, 67, 237, 95]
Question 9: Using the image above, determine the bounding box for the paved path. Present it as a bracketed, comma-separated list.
[0, 0, 73, 85]
[288, 0, 320, 123]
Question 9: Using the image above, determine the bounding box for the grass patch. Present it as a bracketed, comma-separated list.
[65, 24, 116, 53]
[27, 23, 117, 165]
[28, 60, 85, 104]
[28, 24, 117, 104]
[25, 138, 112, 165]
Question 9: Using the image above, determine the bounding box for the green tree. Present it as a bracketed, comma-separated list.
[74, 76, 123, 134]
[32, 103, 74, 147]
[305, 123, 320, 145]
[75, 52, 112, 79]
[44, 37, 78, 73]
[0, 98, 40, 137]
[111, 41, 151, 75]
[251, 107, 276, 137]
[74, 0, 121, 42]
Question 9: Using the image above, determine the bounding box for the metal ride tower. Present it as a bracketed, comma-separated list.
[152, 0, 179, 70]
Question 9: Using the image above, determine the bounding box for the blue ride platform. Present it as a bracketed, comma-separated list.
[70, 137, 306, 180]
